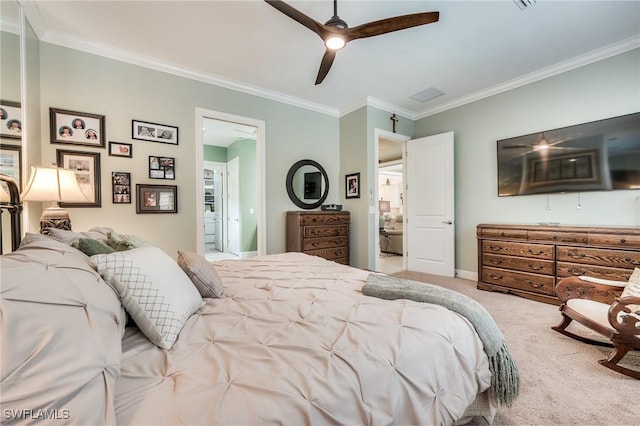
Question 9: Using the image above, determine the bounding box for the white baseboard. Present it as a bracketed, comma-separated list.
[455, 269, 478, 281]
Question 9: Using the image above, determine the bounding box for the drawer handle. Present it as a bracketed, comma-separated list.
[620, 238, 626, 243]
[624, 257, 640, 266]
[500, 232, 505, 237]
[489, 259, 502, 265]
[567, 268, 586, 276]
[528, 264, 544, 271]
[567, 252, 585, 258]
[527, 249, 545, 255]
[528, 281, 543, 289]
[489, 274, 503, 280]
[489, 245, 503, 251]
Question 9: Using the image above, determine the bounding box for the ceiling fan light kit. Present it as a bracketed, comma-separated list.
[264, 0, 439, 84]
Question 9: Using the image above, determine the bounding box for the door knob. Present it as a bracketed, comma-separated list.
[442, 220, 453, 225]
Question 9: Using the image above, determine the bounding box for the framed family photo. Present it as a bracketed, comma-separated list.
[0, 144, 22, 189]
[132, 119, 178, 145]
[0, 100, 21, 140]
[345, 172, 360, 199]
[50, 108, 105, 148]
[136, 184, 177, 213]
[149, 156, 175, 179]
[112, 172, 131, 204]
[56, 149, 101, 207]
[108, 141, 132, 158]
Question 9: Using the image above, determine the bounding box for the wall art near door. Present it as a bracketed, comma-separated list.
[345, 172, 360, 199]
[149, 156, 175, 179]
[132, 119, 178, 145]
[56, 149, 101, 207]
[136, 184, 177, 213]
[108, 141, 132, 158]
[112, 172, 131, 204]
[0, 100, 21, 140]
[50, 108, 105, 148]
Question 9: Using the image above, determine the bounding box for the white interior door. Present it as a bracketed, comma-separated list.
[227, 157, 240, 255]
[406, 131, 455, 276]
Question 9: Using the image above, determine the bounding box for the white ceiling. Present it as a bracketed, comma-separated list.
[17, 0, 640, 120]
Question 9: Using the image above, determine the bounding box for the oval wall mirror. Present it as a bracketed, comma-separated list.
[286, 159, 329, 210]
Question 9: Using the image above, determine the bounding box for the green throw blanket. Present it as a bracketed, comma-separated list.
[362, 273, 520, 407]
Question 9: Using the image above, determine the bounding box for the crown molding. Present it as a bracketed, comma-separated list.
[414, 35, 640, 120]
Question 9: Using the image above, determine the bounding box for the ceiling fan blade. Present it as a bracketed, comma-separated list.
[315, 49, 337, 85]
[346, 12, 439, 41]
[264, 0, 327, 39]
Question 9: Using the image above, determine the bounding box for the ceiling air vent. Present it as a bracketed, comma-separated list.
[409, 87, 445, 103]
[514, 0, 536, 10]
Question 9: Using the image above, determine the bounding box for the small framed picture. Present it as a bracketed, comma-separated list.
[112, 172, 131, 204]
[136, 184, 177, 213]
[132, 119, 178, 145]
[50, 108, 105, 148]
[56, 149, 101, 207]
[0, 100, 22, 140]
[345, 172, 360, 199]
[149, 156, 175, 179]
[0, 144, 22, 189]
[108, 141, 132, 158]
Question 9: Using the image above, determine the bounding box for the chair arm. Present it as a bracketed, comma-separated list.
[555, 276, 625, 304]
[608, 296, 640, 337]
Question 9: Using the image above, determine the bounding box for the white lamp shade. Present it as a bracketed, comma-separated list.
[21, 166, 90, 203]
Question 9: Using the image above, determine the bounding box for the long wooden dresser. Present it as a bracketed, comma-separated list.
[477, 223, 640, 304]
[286, 211, 350, 265]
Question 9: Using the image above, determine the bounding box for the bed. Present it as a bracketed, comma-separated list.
[0, 175, 508, 425]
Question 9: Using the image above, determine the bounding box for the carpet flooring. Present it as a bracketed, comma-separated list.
[392, 270, 640, 426]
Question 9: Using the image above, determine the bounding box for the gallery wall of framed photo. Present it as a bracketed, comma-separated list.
[44, 107, 181, 213]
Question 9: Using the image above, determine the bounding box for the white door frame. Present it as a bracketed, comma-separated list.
[226, 156, 241, 255]
[195, 108, 266, 256]
[373, 129, 410, 272]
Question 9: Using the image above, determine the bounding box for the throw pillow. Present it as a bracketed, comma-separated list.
[47, 228, 109, 246]
[177, 250, 224, 298]
[74, 238, 115, 256]
[91, 246, 203, 350]
[621, 268, 640, 313]
[106, 230, 139, 251]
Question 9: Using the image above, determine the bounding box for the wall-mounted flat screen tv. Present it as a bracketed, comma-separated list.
[497, 112, 640, 197]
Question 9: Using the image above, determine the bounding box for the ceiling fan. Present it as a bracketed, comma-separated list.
[264, 0, 439, 84]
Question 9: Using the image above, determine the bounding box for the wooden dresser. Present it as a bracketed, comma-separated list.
[477, 223, 640, 304]
[286, 211, 350, 265]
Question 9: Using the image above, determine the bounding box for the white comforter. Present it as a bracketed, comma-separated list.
[115, 253, 492, 425]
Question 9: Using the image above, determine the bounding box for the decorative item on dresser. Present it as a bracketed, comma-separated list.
[286, 211, 350, 265]
[477, 223, 640, 305]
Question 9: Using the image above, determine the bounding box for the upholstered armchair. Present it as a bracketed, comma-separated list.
[380, 214, 403, 255]
[552, 270, 640, 379]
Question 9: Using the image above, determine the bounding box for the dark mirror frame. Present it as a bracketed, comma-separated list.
[286, 159, 329, 209]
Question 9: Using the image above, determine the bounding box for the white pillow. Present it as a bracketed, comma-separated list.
[91, 246, 203, 349]
[621, 268, 640, 313]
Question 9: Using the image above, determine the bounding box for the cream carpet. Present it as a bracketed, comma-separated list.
[392, 270, 640, 426]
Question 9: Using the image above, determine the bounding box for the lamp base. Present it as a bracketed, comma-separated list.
[40, 206, 72, 234]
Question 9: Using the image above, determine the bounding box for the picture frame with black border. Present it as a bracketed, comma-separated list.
[108, 141, 133, 158]
[0, 144, 22, 189]
[112, 172, 131, 204]
[50, 108, 105, 148]
[56, 149, 101, 207]
[136, 184, 177, 213]
[149, 156, 175, 179]
[0, 100, 22, 140]
[132, 119, 178, 145]
[345, 172, 360, 199]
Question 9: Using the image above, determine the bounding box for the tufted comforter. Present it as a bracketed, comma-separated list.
[115, 252, 494, 425]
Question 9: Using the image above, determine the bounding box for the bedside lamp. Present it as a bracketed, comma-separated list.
[21, 166, 90, 234]
[379, 200, 391, 229]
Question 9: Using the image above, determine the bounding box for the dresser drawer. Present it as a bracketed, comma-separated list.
[483, 253, 554, 275]
[556, 262, 636, 281]
[557, 246, 640, 269]
[305, 246, 348, 260]
[303, 236, 348, 251]
[300, 214, 349, 225]
[528, 231, 587, 244]
[480, 228, 527, 240]
[482, 267, 555, 296]
[587, 233, 640, 249]
[304, 225, 348, 238]
[483, 240, 554, 260]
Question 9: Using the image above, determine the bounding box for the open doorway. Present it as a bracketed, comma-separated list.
[195, 108, 266, 259]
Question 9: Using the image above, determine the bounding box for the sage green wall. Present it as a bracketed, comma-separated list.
[36, 42, 340, 257]
[203, 145, 226, 162]
[416, 48, 640, 276]
[228, 138, 257, 253]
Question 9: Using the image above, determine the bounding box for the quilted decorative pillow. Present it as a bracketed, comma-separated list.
[106, 230, 142, 251]
[177, 250, 224, 298]
[91, 246, 203, 350]
[621, 268, 640, 313]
